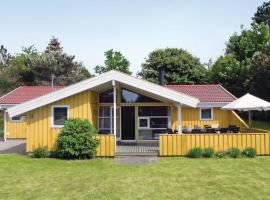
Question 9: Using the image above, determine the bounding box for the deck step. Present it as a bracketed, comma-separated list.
[115, 152, 159, 156]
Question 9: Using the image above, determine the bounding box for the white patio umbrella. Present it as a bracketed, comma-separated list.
[222, 93, 270, 127]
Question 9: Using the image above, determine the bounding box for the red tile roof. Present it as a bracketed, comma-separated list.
[166, 84, 236, 103]
[0, 84, 236, 105]
[0, 86, 64, 104]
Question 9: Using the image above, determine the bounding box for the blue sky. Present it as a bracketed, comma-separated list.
[1, 0, 265, 74]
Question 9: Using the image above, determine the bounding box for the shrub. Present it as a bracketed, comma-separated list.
[228, 148, 241, 158]
[242, 147, 257, 158]
[215, 151, 227, 158]
[203, 148, 214, 158]
[56, 118, 100, 159]
[32, 146, 49, 158]
[188, 147, 202, 158]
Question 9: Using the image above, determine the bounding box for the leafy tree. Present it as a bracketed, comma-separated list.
[209, 54, 250, 97]
[94, 49, 131, 74]
[210, 23, 270, 97]
[0, 37, 91, 96]
[138, 48, 207, 84]
[250, 43, 270, 101]
[253, 1, 270, 26]
[0, 45, 12, 66]
[45, 36, 63, 53]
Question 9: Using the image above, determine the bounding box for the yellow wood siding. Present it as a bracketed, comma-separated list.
[7, 90, 98, 152]
[171, 107, 246, 130]
[6, 116, 28, 138]
[95, 134, 115, 157]
[160, 133, 270, 156]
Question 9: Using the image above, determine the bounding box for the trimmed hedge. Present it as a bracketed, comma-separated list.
[188, 148, 202, 158]
[228, 148, 241, 158]
[203, 148, 214, 158]
[242, 147, 257, 158]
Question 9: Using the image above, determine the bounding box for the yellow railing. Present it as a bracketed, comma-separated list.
[159, 133, 270, 156]
[240, 127, 270, 133]
[95, 134, 115, 157]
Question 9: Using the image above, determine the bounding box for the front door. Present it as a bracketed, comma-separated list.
[121, 106, 135, 140]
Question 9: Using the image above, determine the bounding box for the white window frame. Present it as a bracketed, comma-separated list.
[200, 107, 213, 121]
[51, 105, 69, 128]
[98, 106, 111, 133]
[138, 117, 150, 129]
[138, 116, 171, 130]
[10, 115, 24, 123]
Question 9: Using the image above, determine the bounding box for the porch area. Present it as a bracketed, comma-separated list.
[116, 142, 159, 156]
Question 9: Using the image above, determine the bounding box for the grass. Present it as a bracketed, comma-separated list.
[250, 120, 270, 131]
[0, 155, 270, 200]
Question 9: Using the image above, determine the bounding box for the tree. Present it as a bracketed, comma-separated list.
[45, 36, 63, 53]
[0, 37, 91, 96]
[94, 49, 131, 74]
[209, 54, 250, 97]
[0, 45, 12, 66]
[250, 44, 270, 102]
[209, 23, 270, 97]
[138, 48, 207, 84]
[253, 1, 270, 26]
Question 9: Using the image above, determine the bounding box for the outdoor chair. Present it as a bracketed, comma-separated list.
[167, 128, 174, 134]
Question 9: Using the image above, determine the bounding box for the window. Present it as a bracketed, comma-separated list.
[99, 89, 113, 103]
[200, 108, 213, 120]
[121, 89, 160, 103]
[98, 106, 111, 133]
[138, 106, 171, 140]
[52, 106, 69, 128]
[139, 118, 149, 128]
[11, 115, 23, 122]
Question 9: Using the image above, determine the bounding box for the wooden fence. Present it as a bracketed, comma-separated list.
[240, 127, 270, 133]
[159, 133, 270, 156]
[95, 134, 115, 157]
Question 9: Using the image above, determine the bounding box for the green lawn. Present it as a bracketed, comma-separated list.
[251, 120, 270, 131]
[0, 155, 270, 200]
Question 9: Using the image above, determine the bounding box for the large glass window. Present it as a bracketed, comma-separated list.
[121, 89, 160, 103]
[138, 106, 171, 140]
[52, 106, 68, 128]
[99, 89, 113, 103]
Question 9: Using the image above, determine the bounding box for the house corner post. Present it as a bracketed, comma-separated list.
[177, 104, 182, 134]
[112, 80, 117, 151]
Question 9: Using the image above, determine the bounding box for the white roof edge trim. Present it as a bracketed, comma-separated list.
[0, 86, 22, 101]
[8, 70, 199, 117]
[218, 84, 237, 100]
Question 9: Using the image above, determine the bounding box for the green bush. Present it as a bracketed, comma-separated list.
[203, 148, 214, 158]
[242, 147, 257, 158]
[215, 151, 227, 158]
[188, 147, 202, 158]
[228, 148, 241, 158]
[56, 118, 100, 159]
[32, 146, 49, 158]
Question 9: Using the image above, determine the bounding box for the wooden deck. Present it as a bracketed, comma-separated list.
[116, 142, 159, 156]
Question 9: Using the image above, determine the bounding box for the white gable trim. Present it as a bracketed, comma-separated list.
[7, 70, 199, 117]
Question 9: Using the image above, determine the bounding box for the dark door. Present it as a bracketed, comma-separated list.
[121, 106, 135, 140]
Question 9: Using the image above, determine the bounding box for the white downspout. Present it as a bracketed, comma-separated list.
[112, 80, 117, 150]
[3, 110, 7, 141]
[177, 105, 182, 134]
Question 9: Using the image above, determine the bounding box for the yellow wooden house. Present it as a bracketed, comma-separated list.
[0, 70, 247, 154]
